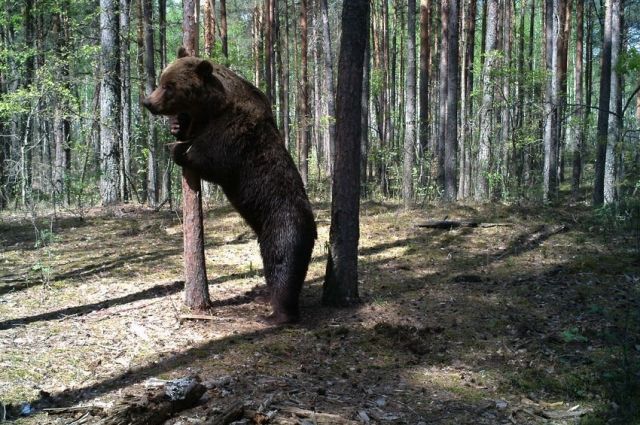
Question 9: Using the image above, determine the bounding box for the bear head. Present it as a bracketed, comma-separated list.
[142, 47, 226, 140]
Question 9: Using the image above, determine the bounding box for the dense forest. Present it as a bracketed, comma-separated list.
[2, 1, 640, 424]
[1, 0, 639, 211]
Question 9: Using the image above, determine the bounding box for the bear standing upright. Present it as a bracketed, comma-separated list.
[143, 48, 316, 324]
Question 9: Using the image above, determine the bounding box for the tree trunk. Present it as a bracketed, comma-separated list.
[543, 0, 559, 202]
[143, 0, 158, 207]
[323, 0, 369, 307]
[99, 0, 121, 206]
[458, 0, 475, 200]
[604, 0, 621, 204]
[204, 0, 214, 56]
[119, 0, 131, 202]
[444, 0, 459, 201]
[320, 0, 336, 177]
[475, 0, 498, 200]
[436, 0, 449, 192]
[571, 0, 584, 198]
[220, 0, 228, 64]
[593, 0, 612, 206]
[298, 0, 310, 186]
[402, 0, 416, 208]
[181, 0, 211, 310]
[361, 39, 371, 197]
[418, 0, 430, 188]
[264, 0, 274, 104]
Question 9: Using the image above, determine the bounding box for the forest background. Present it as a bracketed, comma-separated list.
[1, 0, 639, 212]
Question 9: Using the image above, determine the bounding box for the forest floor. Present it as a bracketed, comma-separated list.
[1, 196, 639, 424]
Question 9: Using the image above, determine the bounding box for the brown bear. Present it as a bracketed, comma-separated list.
[142, 48, 316, 324]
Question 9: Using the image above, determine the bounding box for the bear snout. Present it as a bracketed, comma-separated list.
[142, 97, 158, 114]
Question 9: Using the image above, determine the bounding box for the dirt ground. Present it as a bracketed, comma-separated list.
[1, 199, 638, 424]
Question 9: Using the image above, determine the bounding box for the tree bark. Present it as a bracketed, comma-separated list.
[604, 0, 621, 204]
[418, 0, 430, 188]
[323, 0, 369, 307]
[220, 0, 228, 64]
[571, 0, 584, 198]
[402, 0, 416, 208]
[436, 0, 449, 191]
[543, 0, 560, 202]
[593, 0, 612, 206]
[99, 0, 121, 206]
[444, 0, 458, 201]
[143, 0, 158, 207]
[458, 0, 475, 200]
[475, 0, 498, 200]
[320, 0, 336, 177]
[298, 0, 310, 186]
[182, 0, 211, 310]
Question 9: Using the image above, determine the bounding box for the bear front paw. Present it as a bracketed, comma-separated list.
[167, 141, 192, 167]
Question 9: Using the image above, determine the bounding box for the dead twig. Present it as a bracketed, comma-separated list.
[179, 314, 217, 321]
[204, 401, 244, 425]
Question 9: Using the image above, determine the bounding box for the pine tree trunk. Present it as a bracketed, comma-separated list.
[571, 0, 584, 198]
[361, 40, 371, 197]
[436, 0, 449, 192]
[604, 0, 621, 204]
[143, 0, 158, 206]
[543, 0, 560, 202]
[181, 0, 211, 310]
[320, 0, 336, 177]
[458, 0, 475, 200]
[403, 0, 417, 208]
[220, 0, 228, 64]
[323, 0, 369, 307]
[475, 0, 498, 200]
[418, 0, 430, 188]
[298, 0, 310, 186]
[593, 0, 612, 206]
[99, 0, 121, 206]
[444, 0, 458, 201]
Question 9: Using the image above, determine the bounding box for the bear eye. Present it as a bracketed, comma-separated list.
[162, 83, 174, 91]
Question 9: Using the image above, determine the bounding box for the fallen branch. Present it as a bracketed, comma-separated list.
[276, 406, 359, 424]
[416, 220, 514, 229]
[204, 401, 244, 425]
[179, 314, 217, 321]
[96, 376, 206, 425]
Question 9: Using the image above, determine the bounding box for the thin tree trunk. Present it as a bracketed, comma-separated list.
[458, 0, 475, 200]
[320, 0, 336, 177]
[403, 0, 417, 208]
[604, 0, 621, 203]
[543, 0, 560, 202]
[361, 39, 370, 197]
[220, 0, 228, 64]
[571, 0, 584, 198]
[204, 0, 214, 56]
[120, 0, 131, 202]
[323, 0, 369, 307]
[264, 0, 274, 104]
[143, 0, 158, 206]
[475, 0, 498, 200]
[444, 0, 458, 201]
[418, 0, 430, 188]
[181, 0, 211, 310]
[99, 0, 121, 205]
[298, 0, 310, 186]
[436, 0, 449, 191]
[593, 0, 612, 206]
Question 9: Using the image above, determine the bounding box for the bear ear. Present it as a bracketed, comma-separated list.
[177, 46, 189, 58]
[196, 60, 225, 92]
[196, 60, 213, 79]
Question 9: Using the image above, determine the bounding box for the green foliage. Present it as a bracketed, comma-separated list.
[561, 327, 589, 343]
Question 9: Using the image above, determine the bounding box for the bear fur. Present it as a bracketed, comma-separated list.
[143, 48, 316, 324]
